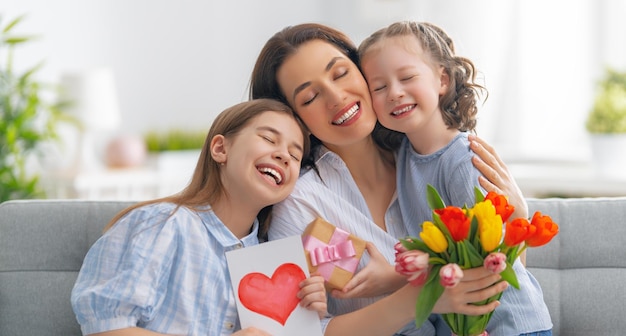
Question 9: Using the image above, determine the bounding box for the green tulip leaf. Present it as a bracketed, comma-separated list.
[426, 184, 446, 210]
[499, 262, 520, 289]
[414, 265, 444, 328]
[474, 186, 485, 203]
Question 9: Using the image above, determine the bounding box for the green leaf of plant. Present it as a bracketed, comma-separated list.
[414, 265, 445, 328]
[464, 241, 485, 268]
[474, 186, 485, 203]
[500, 262, 520, 289]
[4, 36, 32, 45]
[400, 237, 432, 254]
[2, 15, 25, 33]
[0, 14, 64, 202]
[426, 184, 446, 210]
[456, 241, 468, 268]
[466, 314, 489, 335]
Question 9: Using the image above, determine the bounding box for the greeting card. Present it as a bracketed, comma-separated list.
[226, 235, 323, 336]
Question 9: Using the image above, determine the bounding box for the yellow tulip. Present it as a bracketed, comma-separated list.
[420, 221, 448, 253]
[473, 201, 503, 252]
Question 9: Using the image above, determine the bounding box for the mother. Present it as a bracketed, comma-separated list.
[250, 23, 523, 336]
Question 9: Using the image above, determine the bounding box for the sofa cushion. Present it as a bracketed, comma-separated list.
[0, 200, 133, 336]
[527, 197, 626, 336]
[2, 197, 625, 336]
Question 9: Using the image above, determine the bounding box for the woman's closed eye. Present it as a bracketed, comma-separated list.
[333, 68, 348, 80]
[303, 93, 318, 106]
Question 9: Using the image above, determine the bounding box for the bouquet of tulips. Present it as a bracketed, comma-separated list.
[395, 185, 559, 336]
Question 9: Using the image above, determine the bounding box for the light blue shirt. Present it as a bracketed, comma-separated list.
[71, 202, 259, 335]
[396, 133, 553, 335]
[269, 147, 436, 336]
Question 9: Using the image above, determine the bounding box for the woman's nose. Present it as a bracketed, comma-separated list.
[326, 86, 346, 110]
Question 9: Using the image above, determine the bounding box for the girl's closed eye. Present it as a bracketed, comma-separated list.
[290, 152, 301, 162]
[372, 84, 387, 92]
[261, 135, 275, 143]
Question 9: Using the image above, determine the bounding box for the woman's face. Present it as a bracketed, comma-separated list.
[276, 40, 377, 149]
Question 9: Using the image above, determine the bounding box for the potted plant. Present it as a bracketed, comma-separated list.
[585, 67, 626, 179]
[144, 128, 207, 176]
[0, 15, 73, 202]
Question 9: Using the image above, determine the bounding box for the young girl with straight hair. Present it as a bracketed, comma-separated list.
[72, 99, 327, 336]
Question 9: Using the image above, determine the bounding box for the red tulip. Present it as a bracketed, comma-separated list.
[504, 218, 537, 247]
[525, 212, 559, 247]
[435, 206, 471, 242]
[485, 191, 515, 223]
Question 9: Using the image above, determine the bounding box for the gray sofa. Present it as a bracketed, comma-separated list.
[1, 198, 625, 336]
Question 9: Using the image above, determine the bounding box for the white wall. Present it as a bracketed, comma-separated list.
[3, 0, 626, 168]
[3, 0, 322, 135]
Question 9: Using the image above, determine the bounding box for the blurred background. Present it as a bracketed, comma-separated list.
[2, 0, 626, 200]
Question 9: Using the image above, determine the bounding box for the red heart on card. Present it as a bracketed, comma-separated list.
[238, 263, 306, 325]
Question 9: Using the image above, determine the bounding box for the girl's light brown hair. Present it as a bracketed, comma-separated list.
[104, 98, 310, 238]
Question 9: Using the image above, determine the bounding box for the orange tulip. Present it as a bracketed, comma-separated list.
[526, 212, 559, 247]
[485, 191, 515, 222]
[435, 206, 471, 242]
[504, 217, 537, 246]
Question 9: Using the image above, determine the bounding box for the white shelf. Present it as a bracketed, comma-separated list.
[509, 161, 626, 197]
[42, 168, 190, 201]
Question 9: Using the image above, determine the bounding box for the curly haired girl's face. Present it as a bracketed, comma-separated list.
[361, 35, 448, 136]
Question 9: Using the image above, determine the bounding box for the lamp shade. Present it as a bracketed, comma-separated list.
[60, 68, 121, 131]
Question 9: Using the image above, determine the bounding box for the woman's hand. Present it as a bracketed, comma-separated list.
[298, 275, 328, 318]
[331, 242, 405, 299]
[433, 266, 508, 316]
[469, 135, 528, 219]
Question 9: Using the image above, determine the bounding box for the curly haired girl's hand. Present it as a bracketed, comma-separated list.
[469, 134, 528, 219]
[433, 265, 508, 316]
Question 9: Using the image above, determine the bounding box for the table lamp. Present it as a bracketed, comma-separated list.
[60, 67, 121, 172]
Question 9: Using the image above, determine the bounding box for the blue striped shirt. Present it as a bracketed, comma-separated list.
[396, 133, 553, 335]
[269, 147, 437, 336]
[71, 202, 259, 335]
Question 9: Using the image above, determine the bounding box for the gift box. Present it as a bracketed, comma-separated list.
[301, 218, 366, 290]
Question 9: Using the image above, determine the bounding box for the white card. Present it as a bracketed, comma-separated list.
[226, 235, 323, 336]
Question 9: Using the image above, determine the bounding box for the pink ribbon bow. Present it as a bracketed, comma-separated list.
[302, 226, 359, 281]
